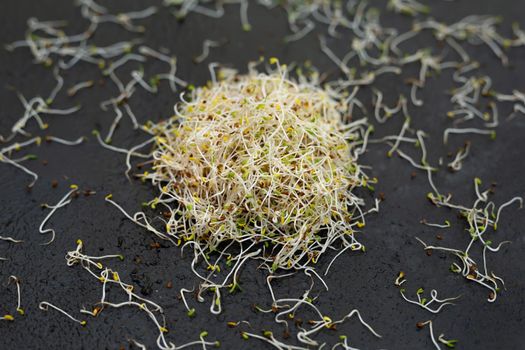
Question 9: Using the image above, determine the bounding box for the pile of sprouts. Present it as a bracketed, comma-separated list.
[2, 0, 525, 349]
[144, 61, 369, 272]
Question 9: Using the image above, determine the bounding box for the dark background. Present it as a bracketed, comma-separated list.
[0, 1, 524, 349]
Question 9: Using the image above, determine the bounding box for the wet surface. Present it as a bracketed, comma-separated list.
[0, 1, 524, 349]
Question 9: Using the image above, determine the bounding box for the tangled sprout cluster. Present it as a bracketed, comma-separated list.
[147, 63, 371, 271]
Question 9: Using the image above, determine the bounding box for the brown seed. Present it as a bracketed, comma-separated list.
[51, 180, 58, 188]
[436, 234, 443, 240]
[378, 192, 385, 201]
[42, 160, 48, 166]
[150, 242, 161, 249]
[426, 249, 433, 256]
[92, 306, 102, 316]
[410, 171, 417, 179]
[416, 322, 425, 329]
[166, 281, 173, 289]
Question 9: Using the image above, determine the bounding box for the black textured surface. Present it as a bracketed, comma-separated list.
[1, 1, 524, 349]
